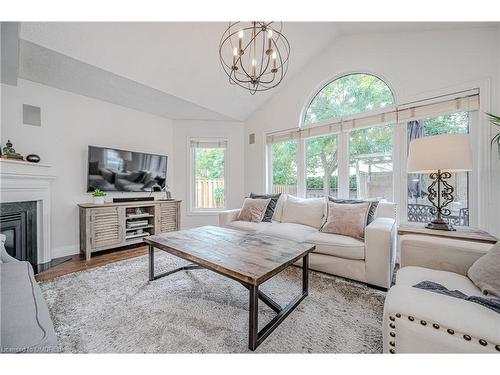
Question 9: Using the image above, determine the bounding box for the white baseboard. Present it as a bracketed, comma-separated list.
[51, 244, 80, 259]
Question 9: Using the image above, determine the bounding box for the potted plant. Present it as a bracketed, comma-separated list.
[92, 188, 107, 204]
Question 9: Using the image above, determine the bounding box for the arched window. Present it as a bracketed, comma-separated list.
[303, 73, 394, 126]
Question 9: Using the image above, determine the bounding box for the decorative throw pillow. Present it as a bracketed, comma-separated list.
[249, 193, 281, 222]
[281, 195, 326, 229]
[272, 194, 288, 222]
[321, 201, 370, 240]
[237, 198, 271, 223]
[467, 241, 500, 297]
[328, 197, 379, 225]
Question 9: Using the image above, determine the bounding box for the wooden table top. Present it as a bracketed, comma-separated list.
[398, 223, 497, 244]
[144, 225, 315, 286]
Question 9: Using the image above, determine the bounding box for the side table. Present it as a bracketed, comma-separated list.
[397, 223, 497, 275]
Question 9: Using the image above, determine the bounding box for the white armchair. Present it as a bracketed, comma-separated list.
[383, 239, 500, 353]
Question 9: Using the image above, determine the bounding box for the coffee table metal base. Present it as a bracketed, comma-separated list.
[148, 244, 309, 351]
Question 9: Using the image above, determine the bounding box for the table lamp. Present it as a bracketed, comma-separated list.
[407, 133, 472, 231]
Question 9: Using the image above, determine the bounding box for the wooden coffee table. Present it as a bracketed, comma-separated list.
[144, 225, 315, 351]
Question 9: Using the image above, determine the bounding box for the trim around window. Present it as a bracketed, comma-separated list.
[188, 137, 228, 215]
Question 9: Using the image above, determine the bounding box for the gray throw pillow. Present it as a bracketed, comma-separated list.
[467, 241, 500, 297]
[249, 193, 281, 222]
[327, 197, 379, 225]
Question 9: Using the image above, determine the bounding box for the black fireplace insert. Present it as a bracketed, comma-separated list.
[0, 201, 37, 269]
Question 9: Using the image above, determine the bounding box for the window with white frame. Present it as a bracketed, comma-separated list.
[406, 112, 470, 225]
[266, 72, 480, 226]
[270, 140, 298, 196]
[349, 124, 394, 201]
[189, 138, 227, 212]
[305, 134, 338, 198]
[268, 73, 396, 200]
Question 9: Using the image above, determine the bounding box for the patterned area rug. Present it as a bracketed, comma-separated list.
[40, 252, 385, 353]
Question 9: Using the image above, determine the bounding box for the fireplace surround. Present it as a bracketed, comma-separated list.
[0, 159, 56, 268]
[0, 201, 37, 268]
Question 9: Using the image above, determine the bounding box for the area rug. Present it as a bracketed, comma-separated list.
[39, 252, 385, 353]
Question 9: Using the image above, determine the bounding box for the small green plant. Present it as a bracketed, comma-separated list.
[486, 113, 500, 146]
[92, 188, 107, 197]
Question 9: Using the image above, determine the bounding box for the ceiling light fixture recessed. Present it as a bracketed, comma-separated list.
[219, 21, 290, 95]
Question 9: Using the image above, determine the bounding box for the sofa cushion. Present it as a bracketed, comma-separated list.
[281, 195, 325, 229]
[321, 201, 370, 240]
[397, 266, 482, 297]
[467, 241, 500, 297]
[1, 261, 58, 353]
[260, 223, 318, 243]
[305, 231, 365, 260]
[237, 198, 271, 223]
[249, 193, 281, 222]
[226, 220, 271, 234]
[328, 197, 379, 225]
[271, 194, 287, 222]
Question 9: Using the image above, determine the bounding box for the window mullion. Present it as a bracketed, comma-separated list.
[337, 132, 349, 199]
[297, 138, 306, 198]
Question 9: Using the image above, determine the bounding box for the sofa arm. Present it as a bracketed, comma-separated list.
[218, 209, 241, 226]
[399, 235, 493, 276]
[365, 217, 396, 289]
[383, 284, 500, 353]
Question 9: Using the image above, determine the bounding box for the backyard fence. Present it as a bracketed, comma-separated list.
[272, 184, 297, 196]
[195, 179, 224, 209]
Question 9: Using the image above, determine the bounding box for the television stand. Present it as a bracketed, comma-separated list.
[78, 200, 181, 261]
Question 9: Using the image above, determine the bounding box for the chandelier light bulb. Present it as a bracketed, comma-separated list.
[238, 30, 244, 52]
[232, 47, 238, 66]
[267, 29, 273, 51]
[271, 51, 277, 71]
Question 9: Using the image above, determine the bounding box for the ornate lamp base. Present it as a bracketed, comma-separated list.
[425, 169, 457, 232]
[426, 218, 456, 231]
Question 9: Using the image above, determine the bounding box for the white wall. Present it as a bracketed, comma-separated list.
[1, 79, 174, 258]
[171, 119, 245, 229]
[244, 27, 500, 235]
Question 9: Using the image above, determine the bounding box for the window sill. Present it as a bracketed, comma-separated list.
[187, 209, 227, 216]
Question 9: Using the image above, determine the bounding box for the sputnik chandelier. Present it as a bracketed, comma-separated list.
[219, 21, 290, 94]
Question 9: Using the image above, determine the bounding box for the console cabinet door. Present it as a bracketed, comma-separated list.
[90, 207, 124, 249]
[157, 202, 179, 233]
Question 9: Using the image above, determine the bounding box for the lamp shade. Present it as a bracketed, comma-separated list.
[407, 134, 472, 173]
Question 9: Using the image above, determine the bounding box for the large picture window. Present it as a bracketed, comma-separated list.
[406, 112, 470, 225]
[349, 124, 394, 200]
[304, 73, 394, 125]
[271, 140, 298, 196]
[190, 139, 227, 212]
[305, 134, 338, 198]
[266, 72, 479, 227]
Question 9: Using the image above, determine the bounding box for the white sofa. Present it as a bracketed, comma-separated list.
[218, 197, 397, 289]
[383, 240, 500, 353]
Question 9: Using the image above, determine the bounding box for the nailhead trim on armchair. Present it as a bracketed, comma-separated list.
[387, 313, 500, 353]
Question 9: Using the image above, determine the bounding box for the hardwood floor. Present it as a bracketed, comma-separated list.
[35, 245, 148, 282]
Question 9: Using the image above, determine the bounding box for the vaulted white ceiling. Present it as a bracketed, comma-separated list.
[19, 22, 340, 121]
[17, 22, 494, 121]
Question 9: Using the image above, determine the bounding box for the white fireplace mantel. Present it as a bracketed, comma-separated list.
[0, 159, 57, 264]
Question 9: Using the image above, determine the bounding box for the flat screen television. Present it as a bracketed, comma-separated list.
[87, 146, 167, 192]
